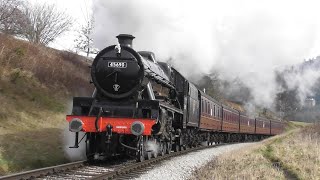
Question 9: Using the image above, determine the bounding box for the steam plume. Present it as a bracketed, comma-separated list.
[92, 0, 320, 107]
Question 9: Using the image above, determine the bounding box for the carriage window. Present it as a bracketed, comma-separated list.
[204, 100, 207, 114]
[206, 102, 209, 114]
[216, 106, 219, 117]
[206, 101, 208, 114]
[203, 100, 205, 113]
[201, 99, 204, 113]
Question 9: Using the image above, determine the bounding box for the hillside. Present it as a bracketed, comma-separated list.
[275, 57, 320, 122]
[0, 34, 93, 175]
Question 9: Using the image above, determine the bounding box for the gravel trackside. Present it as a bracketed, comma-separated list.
[134, 143, 256, 180]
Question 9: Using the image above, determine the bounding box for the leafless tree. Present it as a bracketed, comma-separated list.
[74, 18, 98, 57]
[0, 0, 19, 21]
[0, 0, 25, 34]
[19, 3, 73, 45]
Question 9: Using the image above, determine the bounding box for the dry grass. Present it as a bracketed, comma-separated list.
[0, 33, 93, 96]
[191, 122, 315, 180]
[0, 68, 69, 175]
[0, 69, 65, 129]
[285, 120, 309, 131]
[0, 127, 68, 174]
[191, 143, 285, 180]
[0, 34, 93, 175]
[269, 124, 320, 179]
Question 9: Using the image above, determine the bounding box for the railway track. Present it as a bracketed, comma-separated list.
[0, 143, 226, 180]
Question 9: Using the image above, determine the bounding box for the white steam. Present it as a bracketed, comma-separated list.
[62, 126, 86, 161]
[92, 0, 320, 107]
[146, 140, 159, 154]
[62, 101, 86, 161]
[281, 64, 320, 105]
[243, 103, 257, 118]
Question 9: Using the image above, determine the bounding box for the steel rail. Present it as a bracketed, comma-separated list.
[0, 143, 230, 180]
[90, 143, 227, 180]
[0, 160, 86, 180]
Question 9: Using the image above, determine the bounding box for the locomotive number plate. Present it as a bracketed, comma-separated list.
[108, 62, 127, 68]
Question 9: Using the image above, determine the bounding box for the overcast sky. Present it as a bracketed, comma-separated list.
[28, 0, 320, 59]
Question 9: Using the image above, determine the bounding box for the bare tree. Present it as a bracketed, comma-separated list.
[0, 0, 19, 21]
[0, 0, 24, 34]
[74, 18, 98, 57]
[19, 3, 73, 45]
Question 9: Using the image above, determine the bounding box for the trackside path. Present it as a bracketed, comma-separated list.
[134, 143, 255, 180]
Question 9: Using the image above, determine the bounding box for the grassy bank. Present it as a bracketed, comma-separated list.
[191, 121, 315, 180]
[262, 124, 320, 179]
[0, 34, 92, 175]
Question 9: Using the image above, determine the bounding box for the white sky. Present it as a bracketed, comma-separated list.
[27, 0, 320, 59]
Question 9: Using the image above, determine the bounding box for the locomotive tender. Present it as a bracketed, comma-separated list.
[66, 34, 284, 161]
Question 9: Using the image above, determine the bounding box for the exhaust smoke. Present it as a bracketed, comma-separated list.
[92, 0, 320, 109]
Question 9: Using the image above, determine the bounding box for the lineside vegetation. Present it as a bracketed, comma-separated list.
[0, 34, 92, 175]
[191, 122, 317, 180]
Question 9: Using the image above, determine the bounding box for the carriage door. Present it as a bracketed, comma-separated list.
[187, 84, 199, 127]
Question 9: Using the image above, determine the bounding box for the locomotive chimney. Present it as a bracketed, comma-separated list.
[116, 34, 135, 47]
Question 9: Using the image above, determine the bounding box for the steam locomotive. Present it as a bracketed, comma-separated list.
[66, 34, 284, 161]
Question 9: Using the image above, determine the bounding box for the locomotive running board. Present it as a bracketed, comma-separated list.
[159, 102, 183, 114]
